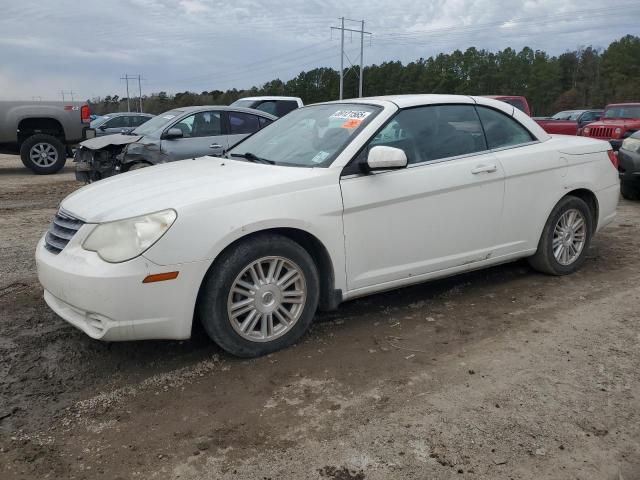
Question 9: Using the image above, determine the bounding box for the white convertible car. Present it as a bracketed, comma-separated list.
[36, 95, 619, 357]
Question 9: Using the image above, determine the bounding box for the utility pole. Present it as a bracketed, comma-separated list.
[339, 17, 344, 99]
[137, 74, 143, 112]
[60, 90, 75, 102]
[121, 74, 131, 111]
[359, 19, 364, 98]
[121, 74, 144, 112]
[331, 18, 371, 99]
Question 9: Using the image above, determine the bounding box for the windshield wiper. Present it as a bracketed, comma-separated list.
[229, 152, 275, 165]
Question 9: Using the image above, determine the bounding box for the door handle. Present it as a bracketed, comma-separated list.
[471, 164, 498, 174]
[209, 143, 223, 149]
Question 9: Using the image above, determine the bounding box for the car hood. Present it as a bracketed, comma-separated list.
[587, 119, 640, 128]
[79, 134, 144, 149]
[61, 157, 331, 223]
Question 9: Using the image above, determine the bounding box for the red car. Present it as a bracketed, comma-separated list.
[580, 103, 640, 150]
[484, 95, 531, 116]
[535, 109, 603, 136]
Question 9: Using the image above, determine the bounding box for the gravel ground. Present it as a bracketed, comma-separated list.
[0, 153, 639, 479]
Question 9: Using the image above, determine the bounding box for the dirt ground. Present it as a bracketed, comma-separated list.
[0, 153, 638, 480]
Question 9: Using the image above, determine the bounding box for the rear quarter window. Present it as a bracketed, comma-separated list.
[476, 106, 534, 149]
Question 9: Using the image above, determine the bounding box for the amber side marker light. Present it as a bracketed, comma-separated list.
[143, 271, 179, 283]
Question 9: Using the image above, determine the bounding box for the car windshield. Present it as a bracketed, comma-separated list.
[227, 103, 381, 167]
[604, 105, 640, 119]
[132, 109, 184, 135]
[90, 115, 110, 128]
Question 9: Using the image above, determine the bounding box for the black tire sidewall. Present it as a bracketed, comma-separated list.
[621, 182, 640, 201]
[198, 234, 320, 357]
[541, 197, 593, 275]
[20, 134, 66, 174]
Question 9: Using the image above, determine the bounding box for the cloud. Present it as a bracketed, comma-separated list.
[0, 0, 637, 100]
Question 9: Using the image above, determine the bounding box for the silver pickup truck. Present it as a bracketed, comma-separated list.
[0, 100, 91, 174]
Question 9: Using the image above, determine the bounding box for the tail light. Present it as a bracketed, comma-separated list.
[80, 105, 91, 123]
[607, 149, 618, 169]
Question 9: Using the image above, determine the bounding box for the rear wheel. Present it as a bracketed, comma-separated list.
[20, 134, 67, 174]
[621, 182, 640, 201]
[528, 196, 593, 275]
[197, 234, 320, 357]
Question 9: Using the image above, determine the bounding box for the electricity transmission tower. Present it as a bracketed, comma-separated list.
[331, 17, 371, 99]
[121, 74, 145, 112]
[60, 90, 75, 102]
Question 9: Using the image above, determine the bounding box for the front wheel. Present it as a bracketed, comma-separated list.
[197, 234, 320, 357]
[528, 196, 593, 275]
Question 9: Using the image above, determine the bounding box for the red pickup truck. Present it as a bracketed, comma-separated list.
[579, 103, 640, 150]
[535, 109, 603, 136]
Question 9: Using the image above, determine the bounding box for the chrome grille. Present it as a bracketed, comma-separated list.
[44, 209, 84, 254]
[587, 126, 613, 138]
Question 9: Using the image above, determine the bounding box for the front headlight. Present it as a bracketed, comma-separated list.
[614, 127, 622, 137]
[621, 136, 640, 153]
[83, 209, 177, 263]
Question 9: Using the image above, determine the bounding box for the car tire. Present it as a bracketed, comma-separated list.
[528, 196, 593, 276]
[621, 182, 640, 201]
[197, 234, 320, 357]
[20, 134, 67, 174]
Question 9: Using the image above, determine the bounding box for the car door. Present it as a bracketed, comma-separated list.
[475, 106, 568, 257]
[340, 104, 505, 292]
[161, 110, 227, 160]
[226, 111, 265, 150]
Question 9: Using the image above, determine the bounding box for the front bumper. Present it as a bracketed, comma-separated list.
[36, 228, 208, 341]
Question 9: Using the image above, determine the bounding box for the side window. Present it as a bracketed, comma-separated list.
[104, 116, 128, 128]
[276, 101, 299, 117]
[229, 112, 261, 134]
[476, 107, 534, 149]
[131, 115, 150, 127]
[258, 117, 273, 129]
[172, 111, 221, 138]
[254, 101, 278, 116]
[365, 105, 487, 165]
[580, 112, 600, 123]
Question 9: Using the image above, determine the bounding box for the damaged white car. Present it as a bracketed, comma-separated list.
[37, 95, 619, 357]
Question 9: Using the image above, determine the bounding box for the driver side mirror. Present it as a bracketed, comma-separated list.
[163, 128, 183, 140]
[98, 125, 107, 130]
[366, 146, 407, 171]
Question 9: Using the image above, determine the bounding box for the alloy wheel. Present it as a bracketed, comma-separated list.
[552, 208, 587, 265]
[227, 256, 307, 342]
[29, 143, 58, 167]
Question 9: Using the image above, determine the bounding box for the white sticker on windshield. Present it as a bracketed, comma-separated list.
[162, 115, 176, 119]
[311, 151, 330, 164]
[330, 110, 371, 120]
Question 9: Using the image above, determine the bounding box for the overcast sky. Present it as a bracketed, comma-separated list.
[0, 0, 638, 101]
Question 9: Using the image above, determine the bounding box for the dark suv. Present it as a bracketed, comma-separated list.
[618, 130, 640, 200]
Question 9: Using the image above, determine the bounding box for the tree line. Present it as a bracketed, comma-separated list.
[90, 34, 640, 117]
